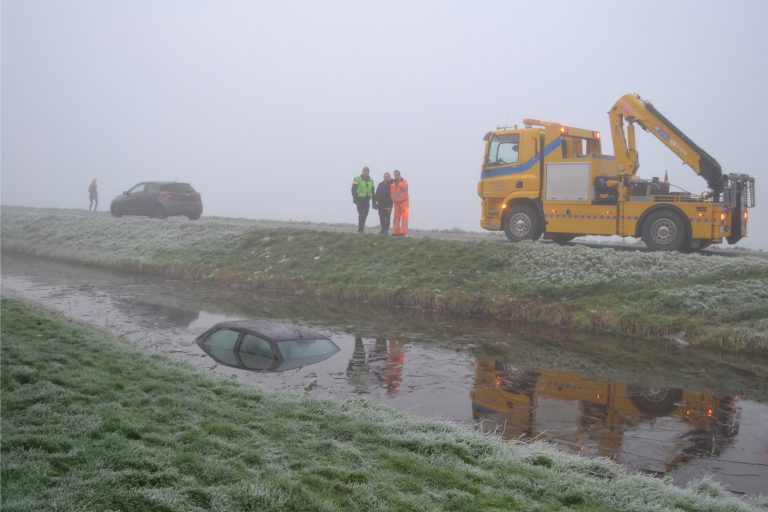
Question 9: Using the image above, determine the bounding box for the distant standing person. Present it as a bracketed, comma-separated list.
[390, 170, 409, 236]
[351, 166, 374, 233]
[372, 171, 393, 235]
[88, 179, 98, 212]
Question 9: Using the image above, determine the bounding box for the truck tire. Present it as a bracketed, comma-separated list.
[503, 205, 542, 242]
[628, 386, 683, 416]
[641, 210, 687, 251]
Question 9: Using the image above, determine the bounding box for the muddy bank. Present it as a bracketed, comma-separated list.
[2, 207, 767, 350]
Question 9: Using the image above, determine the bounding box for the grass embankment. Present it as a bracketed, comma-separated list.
[2, 298, 764, 511]
[2, 208, 767, 350]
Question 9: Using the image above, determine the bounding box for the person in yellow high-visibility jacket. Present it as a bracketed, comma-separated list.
[390, 170, 409, 236]
[351, 166, 374, 233]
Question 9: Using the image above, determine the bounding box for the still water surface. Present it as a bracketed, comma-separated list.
[2, 254, 766, 496]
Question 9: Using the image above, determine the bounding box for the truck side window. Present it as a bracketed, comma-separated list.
[487, 134, 520, 165]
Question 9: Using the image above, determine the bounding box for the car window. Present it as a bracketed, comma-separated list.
[146, 183, 161, 193]
[203, 328, 241, 350]
[240, 334, 275, 359]
[128, 184, 146, 194]
[276, 338, 337, 360]
[161, 183, 195, 193]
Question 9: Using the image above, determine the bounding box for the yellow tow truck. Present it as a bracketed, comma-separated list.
[478, 93, 755, 250]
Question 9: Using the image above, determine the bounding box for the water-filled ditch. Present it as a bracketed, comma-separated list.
[2, 253, 766, 496]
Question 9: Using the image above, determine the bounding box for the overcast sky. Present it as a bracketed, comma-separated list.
[3, 0, 767, 249]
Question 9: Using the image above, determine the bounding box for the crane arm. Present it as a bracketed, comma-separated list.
[608, 93, 724, 193]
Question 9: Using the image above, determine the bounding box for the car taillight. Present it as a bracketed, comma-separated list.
[163, 192, 175, 199]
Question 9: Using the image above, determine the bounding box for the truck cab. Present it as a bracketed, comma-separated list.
[479, 120, 617, 242]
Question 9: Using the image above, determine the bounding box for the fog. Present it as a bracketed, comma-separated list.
[2, 0, 767, 249]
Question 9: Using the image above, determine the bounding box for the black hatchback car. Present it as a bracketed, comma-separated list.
[195, 320, 340, 372]
[110, 181, 203, 220]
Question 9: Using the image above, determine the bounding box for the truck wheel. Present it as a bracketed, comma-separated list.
[641, 210, 687, 251]
[628, 386, 683, 416]
[153, 205, 168, 219]
[110, 204, 123, 218]
[503, 205, 542, 242]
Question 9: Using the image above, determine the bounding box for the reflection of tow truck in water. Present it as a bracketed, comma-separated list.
[471, 359, 739, 475]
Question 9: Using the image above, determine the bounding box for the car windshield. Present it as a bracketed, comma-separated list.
[161, 183, 195, 193]
[276, 338, 338, 360]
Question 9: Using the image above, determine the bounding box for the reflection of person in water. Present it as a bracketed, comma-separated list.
[345, 336, 406, 394]
[346, 335, 370, 389]
[385, 339, 405, 392]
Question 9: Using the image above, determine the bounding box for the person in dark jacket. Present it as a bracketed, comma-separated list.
[88, 179, 98, 212]
[351, 166, 374, 233]
[372, 172, 393, 235]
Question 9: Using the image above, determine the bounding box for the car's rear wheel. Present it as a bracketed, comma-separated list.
[153, 205, 167, 219]
[110, 204, 123, 218]
[187, 213, 201, 220]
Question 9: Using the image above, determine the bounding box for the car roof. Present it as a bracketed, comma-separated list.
[207, 319, 327, 342]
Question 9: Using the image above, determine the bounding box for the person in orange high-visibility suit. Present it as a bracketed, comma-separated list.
[390, 170, 409, 235]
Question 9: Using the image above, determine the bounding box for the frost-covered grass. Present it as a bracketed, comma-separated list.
[492, 242, 767, 292]
[2, 207, 767, 349]
[659, 280, 768, 321]
[2, 298, 765, 511]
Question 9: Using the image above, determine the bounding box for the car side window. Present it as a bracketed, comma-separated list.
[240, 334, 275, 359]
[147, 183, 159, 193]
[204, 328, 241, 350]
[129, 184, 146, 194]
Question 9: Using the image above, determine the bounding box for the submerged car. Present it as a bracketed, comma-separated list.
[110, 181, 202, 220]
[195, 320, 340, 372]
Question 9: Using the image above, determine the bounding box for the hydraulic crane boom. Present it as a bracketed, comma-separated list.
[608, 93, 724, 193]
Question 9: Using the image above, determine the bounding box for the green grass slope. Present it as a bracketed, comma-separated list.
[2, 208, 767, 350]
[2, 298, 765, 511]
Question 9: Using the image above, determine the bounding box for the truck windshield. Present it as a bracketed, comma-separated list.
[487, 134, 519, 165]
